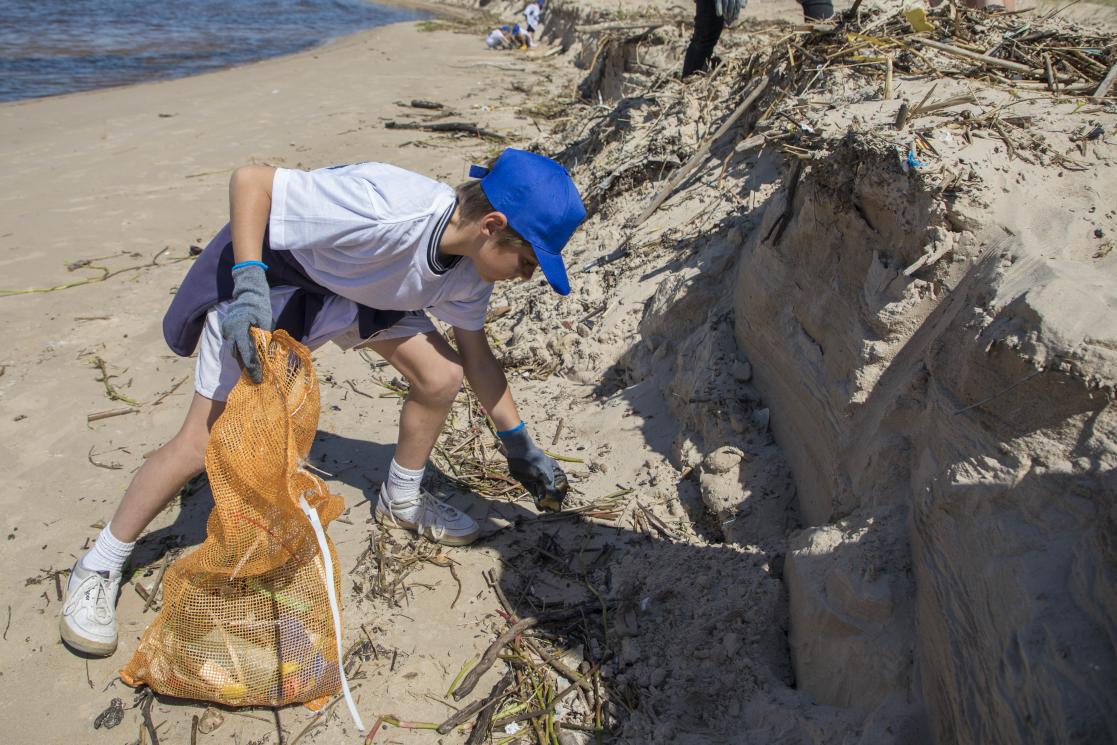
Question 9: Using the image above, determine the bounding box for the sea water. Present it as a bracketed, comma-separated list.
[0, 0, 426, 103]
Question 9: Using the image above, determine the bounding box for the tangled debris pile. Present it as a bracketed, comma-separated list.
[453, 0, 1117, 742]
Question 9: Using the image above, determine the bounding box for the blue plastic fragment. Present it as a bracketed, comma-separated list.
[907, 147, 927, 169]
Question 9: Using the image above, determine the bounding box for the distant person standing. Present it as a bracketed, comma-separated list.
[523, 1, 542, 36]
[682, 0, 835, 78]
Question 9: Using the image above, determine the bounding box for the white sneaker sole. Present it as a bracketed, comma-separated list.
[375, 508, 480, 547]
[60, 617, 117, 657]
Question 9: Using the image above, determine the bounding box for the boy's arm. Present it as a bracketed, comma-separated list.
[229, 165, 276, 263]
[453, 327, 521, 430]
[454, 327, 569, 511]
[222, 165, 277, 383]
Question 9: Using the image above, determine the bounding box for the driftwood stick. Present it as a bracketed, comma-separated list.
[632, 76, 770, 226]
[385, 121, 504, 140]
[918, 38, 1036, 75]
[87, 407, 140, 423]
[894, 102, 910, 129]
[912, 94, 978, 117]
[437, 670, 515, 734]
[463, 673, 513, 745]
[140, 689, 161, 745]
[1094, 61, 1117, 99]
[453, 618, 538, 700]
[142, 552, 172, 612]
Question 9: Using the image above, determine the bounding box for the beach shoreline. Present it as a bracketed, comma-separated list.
[0, 0, 479, 108]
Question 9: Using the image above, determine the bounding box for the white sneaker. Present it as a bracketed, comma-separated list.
[375, 486, 480, 546]
[60, 560, 121, 656]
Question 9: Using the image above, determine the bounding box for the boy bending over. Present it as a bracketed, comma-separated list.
[61, 149, 586, 657]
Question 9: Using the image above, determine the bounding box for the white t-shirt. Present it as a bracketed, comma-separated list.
[269, 163, 493, 331]
[487, 29, 507, 48]
[524, 3, 540, 28]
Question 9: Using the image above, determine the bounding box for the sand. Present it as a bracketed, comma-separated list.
[2, 0, 1116, 743]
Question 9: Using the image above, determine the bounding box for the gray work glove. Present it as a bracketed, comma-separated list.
[715, 0, 745, 27]
[219, 263, 273, 384]
[498, 424, 569, 511]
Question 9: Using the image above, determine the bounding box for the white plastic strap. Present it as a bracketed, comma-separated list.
[299, 495, 365, 732]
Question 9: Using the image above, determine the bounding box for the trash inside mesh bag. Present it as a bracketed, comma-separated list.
[122, 330, 363, 726]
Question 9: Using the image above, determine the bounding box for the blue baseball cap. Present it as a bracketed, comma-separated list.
[469, 149, 586, 295]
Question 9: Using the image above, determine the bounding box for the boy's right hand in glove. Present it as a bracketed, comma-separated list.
[497, 422, 569, 511]
[220, 262, 273, 384]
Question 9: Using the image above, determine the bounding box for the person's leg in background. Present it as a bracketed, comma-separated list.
[682, 0, 725, 78]
[801, 0, 835, 20]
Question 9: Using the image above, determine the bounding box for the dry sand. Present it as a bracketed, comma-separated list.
[2, 1, 1117, 744]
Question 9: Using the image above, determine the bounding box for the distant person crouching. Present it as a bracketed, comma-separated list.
[510, 23, 533, 49]
[486, 25, 513, 50]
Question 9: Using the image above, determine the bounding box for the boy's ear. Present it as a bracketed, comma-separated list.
[480, 211, 509, 237]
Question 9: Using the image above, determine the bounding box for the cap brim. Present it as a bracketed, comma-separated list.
[533, 247, 570, 296]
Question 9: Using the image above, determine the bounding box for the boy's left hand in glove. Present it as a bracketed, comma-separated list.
[497, 423, 568, 511]
[220, 262, 273, 384]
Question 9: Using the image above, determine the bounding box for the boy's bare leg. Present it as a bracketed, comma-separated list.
[62, 391, 225, 656]
[366, 331, 464, 469]
[363, 331, 479, 545]
[108, 392, 225, 542]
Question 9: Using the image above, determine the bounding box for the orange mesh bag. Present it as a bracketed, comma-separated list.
[122, 330, 363, 727]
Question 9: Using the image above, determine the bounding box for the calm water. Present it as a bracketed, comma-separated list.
[0, 0, 426, 103]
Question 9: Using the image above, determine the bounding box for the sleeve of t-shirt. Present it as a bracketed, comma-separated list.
[269, 165, 395, 253]
[428, 284, 495, 332]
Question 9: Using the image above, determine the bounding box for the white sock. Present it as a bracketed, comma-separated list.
[383, 458, 424, 507]
[81, 523, 135, 575]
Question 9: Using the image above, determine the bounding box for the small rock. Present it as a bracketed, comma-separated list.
[731, 360, 753, 382]
[723, 632, 742, 658]
[703, 446, 745, 474]
[559, 731, 593, 745]
[1095, 227, 1106, 239]
[197, 707, 225, 734]
[649, 666, 668, 687]
[621, 637, 640, 665]
[576, 323, 591, 338]
[561, 643, 585, 670]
